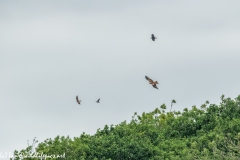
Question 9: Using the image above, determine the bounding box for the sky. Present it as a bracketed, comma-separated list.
[1, 0, 240, 158]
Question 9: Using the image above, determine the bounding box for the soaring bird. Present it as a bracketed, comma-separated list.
[145, 76, 158, 89]
[96, 98, 100, 103]
[151, 34, 157, 41]
[76, 96, 81, 105]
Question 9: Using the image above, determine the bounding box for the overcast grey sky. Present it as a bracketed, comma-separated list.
[1, 0, 240, 157]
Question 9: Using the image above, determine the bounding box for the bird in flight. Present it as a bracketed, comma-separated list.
[76, 96, 81, 105]
[145, 76, 158, 89]
[96, 98, 100, 103]
[151, 34, 157, 41]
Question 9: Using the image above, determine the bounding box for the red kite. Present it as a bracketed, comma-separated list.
[145, 76, 158, 89]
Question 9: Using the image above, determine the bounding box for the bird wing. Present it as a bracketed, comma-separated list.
[145, 76, 153, 83]
[152, 84, 158, 89]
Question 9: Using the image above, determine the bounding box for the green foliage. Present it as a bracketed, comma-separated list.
[14, 95, 240, 160]
[170, 99, 176, 112]
[160, 104, 167, 110]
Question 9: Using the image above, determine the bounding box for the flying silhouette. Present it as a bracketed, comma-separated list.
[96, 98, 100, 103]
[145, 76, 158, 89]
[151, 34, 157, 41]
[76, 96, 81, 105]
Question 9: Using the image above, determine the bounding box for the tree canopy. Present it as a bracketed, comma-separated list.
[13, 95, 240, 160]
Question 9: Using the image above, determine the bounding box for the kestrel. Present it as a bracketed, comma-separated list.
[145, 76, 158, 89]
[151, 34, 157, 41]
[76, 96, 81, 105]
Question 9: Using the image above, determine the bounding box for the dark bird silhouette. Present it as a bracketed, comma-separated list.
[151, 34, 157, 41]
[76, 96, 81, 105]
[145, 76, 158, 89]
[96, 98, 100, 103]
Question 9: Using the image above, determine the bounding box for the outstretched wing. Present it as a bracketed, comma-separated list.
[152, 84, 158, 89]
[145, 76, 153, 83]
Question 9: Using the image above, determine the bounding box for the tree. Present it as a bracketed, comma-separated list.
[170, 99, 176, 112]
[13, 95, 240, 160]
